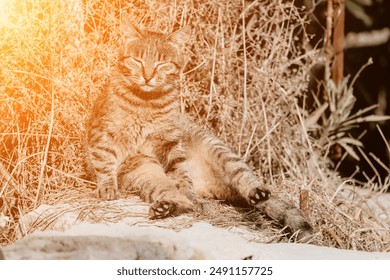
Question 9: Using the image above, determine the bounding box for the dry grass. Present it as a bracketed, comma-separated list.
[1, 0, 389, 251]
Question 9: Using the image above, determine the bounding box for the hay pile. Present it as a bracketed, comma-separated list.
[1, 0, 389, 251]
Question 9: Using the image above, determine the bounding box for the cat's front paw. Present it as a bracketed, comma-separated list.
[97, 186, 119, 200]
[149, 200, 176, 219]
[248, 187, 271, 205]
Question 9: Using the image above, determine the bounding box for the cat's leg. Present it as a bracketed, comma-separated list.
[117, 153, 194, 218]
[189, 128, 312, 239]
[189, 128, 271, 206]
[86, 141, 122, 200]
[155, 140, 206, 210]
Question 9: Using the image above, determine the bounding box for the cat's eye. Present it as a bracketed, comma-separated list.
[128, 56, 143, 65]
[156, 62, 176, 70]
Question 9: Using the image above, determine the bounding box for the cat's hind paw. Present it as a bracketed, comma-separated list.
[248, 187, 270, 205]
[149, 200, 176, 219]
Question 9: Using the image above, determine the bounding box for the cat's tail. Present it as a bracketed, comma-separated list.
[254, 196, 313, 241]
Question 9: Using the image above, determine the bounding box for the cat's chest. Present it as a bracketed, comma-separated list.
[110, 106, 179, 151]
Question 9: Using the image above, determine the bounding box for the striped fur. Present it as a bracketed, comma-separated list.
[85, 25, 312, 238]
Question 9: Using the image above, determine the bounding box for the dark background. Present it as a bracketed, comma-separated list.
[300, 0, 390, 186]
[343, 0, 390, 185]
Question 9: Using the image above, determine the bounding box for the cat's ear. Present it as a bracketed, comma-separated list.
[120, 17, 143, 41]
[167, 26, 191, 49]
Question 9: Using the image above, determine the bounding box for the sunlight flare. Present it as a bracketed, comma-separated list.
[0, 0, 14, 27]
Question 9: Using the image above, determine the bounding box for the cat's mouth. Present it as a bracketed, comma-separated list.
[140, 85, 154, 92]
[131, 81, 169, 100]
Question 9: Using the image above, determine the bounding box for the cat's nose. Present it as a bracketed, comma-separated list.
[143, 66, 155, 84]
[144, 76, 155, 85]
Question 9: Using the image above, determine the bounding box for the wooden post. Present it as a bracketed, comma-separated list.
[325, 0, 345, 85]
[332, 0, 345, 85]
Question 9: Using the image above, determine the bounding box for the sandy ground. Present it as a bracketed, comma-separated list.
[2, 192, 390, 260]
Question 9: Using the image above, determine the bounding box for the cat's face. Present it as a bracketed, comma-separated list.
[118, 25, 190, 99]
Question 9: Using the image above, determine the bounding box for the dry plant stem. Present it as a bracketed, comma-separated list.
[324, 0, 333, 102]
[376, 125, 390, 156]
[35, 8, 55, 207]
[206, 7, 220, 121]
[293, 100, 326, 182]
[238, 0, 248, 156]
[350, 58, 373, 88]
[45, 165, 96, 185]
[324, 227, 345, 249]
[35, 89, 55, 206]
[357, 146, 382, 185]
[0, 162, 18, 191]
[243, 124, 258, 161]
[325, 0, 333, 66]
[299, 189, 310, 217]
[328, 179, 353, 203]
[246, 119, 283, 158]
[1, 152, 48, 198]
[261, 97, 273, 183]
[368, 153, 390, 177]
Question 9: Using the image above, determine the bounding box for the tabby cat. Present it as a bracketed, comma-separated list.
[85, 24, 312, 237]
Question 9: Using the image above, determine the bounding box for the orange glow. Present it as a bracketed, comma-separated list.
[0, 0, 14, 27]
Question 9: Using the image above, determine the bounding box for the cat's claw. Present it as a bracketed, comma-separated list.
[149, 200, 176, 219]
[97, 187, 119, 200]
[248, 187, 270, 205]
